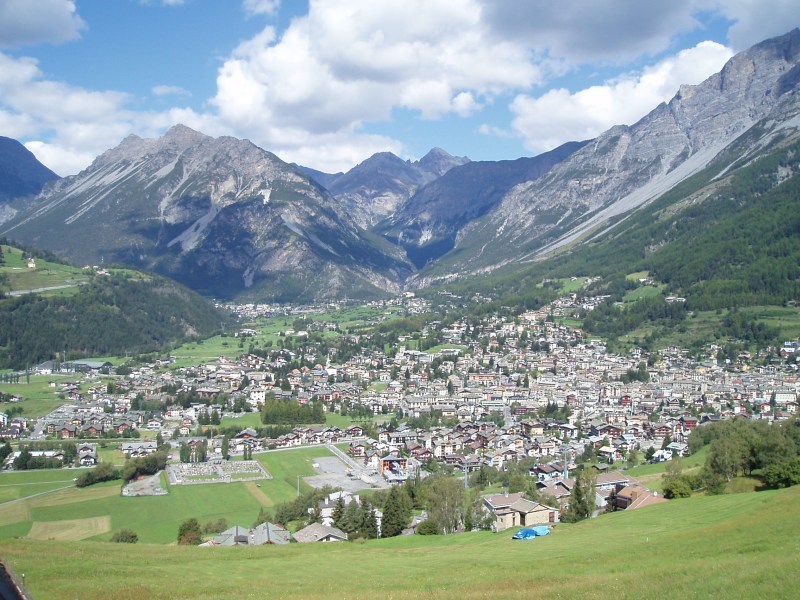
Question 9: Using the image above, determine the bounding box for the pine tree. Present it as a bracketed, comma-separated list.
[381, 487, 410, 537]
[221, 436, 229, 460]
[331, 496, 346, 530]
[563, 469, 596, 522]
[341, 499, 361, 535]
[179, 443, 190, 463]
[359, 499, 378, 539]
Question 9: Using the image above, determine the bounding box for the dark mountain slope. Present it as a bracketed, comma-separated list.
[379, 141, 587, 269]
[0, 137, 59, 202]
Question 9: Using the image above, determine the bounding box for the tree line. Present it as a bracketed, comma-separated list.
[260, 397, 324, 425]
[662, 418, 800, 497]
[0, 272, 226, 369]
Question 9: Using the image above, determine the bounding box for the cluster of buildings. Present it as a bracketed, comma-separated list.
[11, 290, 798, 495]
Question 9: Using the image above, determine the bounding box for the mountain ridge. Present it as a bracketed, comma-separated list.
[415, 27, 800, 284]
[319, 147, 469, 229]
[0, 125, 412, 301]
[2, 29, 799, 302]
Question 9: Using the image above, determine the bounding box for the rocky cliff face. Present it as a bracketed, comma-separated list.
[323, 148, 469, 229]
[434, 28, 800, 279]
[1, 125, 411, 300]
[380, 141, 587, 269]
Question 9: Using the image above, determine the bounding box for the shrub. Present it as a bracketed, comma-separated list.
[416, 519, 440, 535]
[110, 529, 138, 543]
[75, 462, 121, 488]
[178, 518, 202, 545]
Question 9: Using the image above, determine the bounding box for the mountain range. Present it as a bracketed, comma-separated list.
[1, 28, 799, 302]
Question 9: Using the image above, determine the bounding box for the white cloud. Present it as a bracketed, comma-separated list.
[508, 41, 734, 153]
[702, 0, 800, 50]
[2, 0, 796, 177]
[452, 92, 481, 117]
[210, 0, 541, 170]
[0, 52, 198, 175]
[0, 0, 85, 48]
[139, 0, 187, 6]
[478, 124, 516, 139]
[152, 84, 191, 97]
[243, 0, 280, 17]
[480, 0, 700, 64]
[23, 140, 96, 178]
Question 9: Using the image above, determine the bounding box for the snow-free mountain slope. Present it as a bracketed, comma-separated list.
[1, 125, 412, 301]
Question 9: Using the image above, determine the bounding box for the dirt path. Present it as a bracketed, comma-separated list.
[244, 481, 273, 506]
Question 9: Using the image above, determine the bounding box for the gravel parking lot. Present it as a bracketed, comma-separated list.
[304, 456, 385, 493]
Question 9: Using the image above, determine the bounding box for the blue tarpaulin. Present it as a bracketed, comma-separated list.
[512, 526, 550, 540]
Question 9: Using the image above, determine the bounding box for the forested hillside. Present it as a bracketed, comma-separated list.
[428, 132, 800, 345]
[0, 272, 227, 369]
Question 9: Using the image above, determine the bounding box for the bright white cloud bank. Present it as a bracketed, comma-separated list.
[211, 0, 542, 171]
[508, 41, 735, 153]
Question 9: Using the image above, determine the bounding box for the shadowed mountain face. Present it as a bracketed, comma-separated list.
[0, 137, 59, 201]
[377, 141, 588, 269]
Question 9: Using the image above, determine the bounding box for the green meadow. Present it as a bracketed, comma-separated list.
[0, 485, 795, 599]
[0, 447, 335, 545]
[0, 373, 105, 419]
[621, 446, 710, 493]
[0, 245, 89, 295]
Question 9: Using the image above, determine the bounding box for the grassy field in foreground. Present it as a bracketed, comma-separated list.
[0, 486, 797, 599]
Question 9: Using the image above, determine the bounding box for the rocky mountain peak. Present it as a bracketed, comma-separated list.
[163, 124, 211, 149]
[430, 27, 800, 279]
[418, 147, 470, 177]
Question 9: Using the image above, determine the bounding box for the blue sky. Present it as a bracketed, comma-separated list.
[0, 1, 798, 176]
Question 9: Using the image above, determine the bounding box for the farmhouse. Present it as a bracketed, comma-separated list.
[483, 492, 559, 531]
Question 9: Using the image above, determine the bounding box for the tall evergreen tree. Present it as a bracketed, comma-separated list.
[381, 487, 410, 537]
[341, 499, 361, 535]
[221, 436, 229, 460]
[359, 499, 378, 539]
[331, 496, 346, 530]
[563, 469, 596, 522]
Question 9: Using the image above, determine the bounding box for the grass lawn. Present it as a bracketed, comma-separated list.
[0, 486, 797, 599]
[168, 335, 245, 367]
[0, 447, 337, 545]
[254, 446, 336, 504]
[623, 285, 664, 303]
[424, 343, 468, 354]
[618, 305, 800, 353]
[740, 305, 800, 340]
[0, 468, 89, 507]
[625, 446, 710, 492]
[0, 245, 89, 295]
[324, 412, 356, 429]
[219, 412, 263, 430]
[0, 375, 75, 418]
